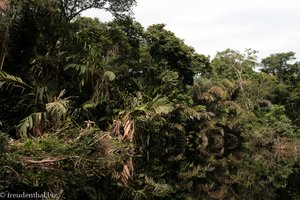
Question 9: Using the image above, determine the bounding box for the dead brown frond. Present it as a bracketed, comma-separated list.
[121, 157, 134, 187]
[32, 122, 44, 137]
[0, 0, 10, 13]
[111, 118, 121, 136]
[111, 113, 135, 142]
[123, 114, 135, 142]
[111, 157, 134, 187]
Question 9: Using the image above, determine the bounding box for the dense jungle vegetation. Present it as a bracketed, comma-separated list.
[0, 0, 299, 199]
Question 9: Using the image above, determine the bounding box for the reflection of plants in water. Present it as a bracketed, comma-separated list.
[187, 145, 299, 200]
[1, 123, 299, 200]
[119, 133, 299, 200]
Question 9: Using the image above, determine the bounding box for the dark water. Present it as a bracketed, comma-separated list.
[0, 134, 299, 200]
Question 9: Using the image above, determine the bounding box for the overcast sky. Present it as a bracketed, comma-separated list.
[83, 0, 300, 60]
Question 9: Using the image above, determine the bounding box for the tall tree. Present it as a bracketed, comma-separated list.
[59, 0, 136, 20]
[144, 24, 209, 86]
[261, 52, 300, 125]
[211, 49, 257, 91]
[261, 51, 296, 82]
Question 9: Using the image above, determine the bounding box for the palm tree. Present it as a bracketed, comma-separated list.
[0, 70, 70, 137]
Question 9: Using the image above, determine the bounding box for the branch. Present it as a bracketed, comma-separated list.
[23, 157, 68, 165]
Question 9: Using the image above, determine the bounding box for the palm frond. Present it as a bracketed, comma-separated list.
[46, 89, 70, 121]
[145, 176, 173, 197]
[65, 63, 88, 76]
[178, 165, 206, 179]
[0, 70, 31, 90]
[17, 112, 46, 137]
[147, 96, 174, 115]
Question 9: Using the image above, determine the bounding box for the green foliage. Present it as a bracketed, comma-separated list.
[260, 52, 300, 125]
[60, 0, 136, 20]
[104, 70, 116, 81]
[261, 51, 296, 80]
[211, 49, 257, 91]
[145, 24, 209, 85]
[46, 89, 70, 122]
[0, 132, 9, 152]
[0, 69, 31, 90]
[144, 176, 174, 197]
[146, 96, 174, 116]
[0, 2, 299, 199]
[17, 112, 46, 137]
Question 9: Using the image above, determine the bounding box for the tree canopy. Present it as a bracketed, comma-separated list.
[0, 1, 299, 199]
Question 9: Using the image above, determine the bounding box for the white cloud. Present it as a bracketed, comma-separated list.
[83, 0, 300, 60]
